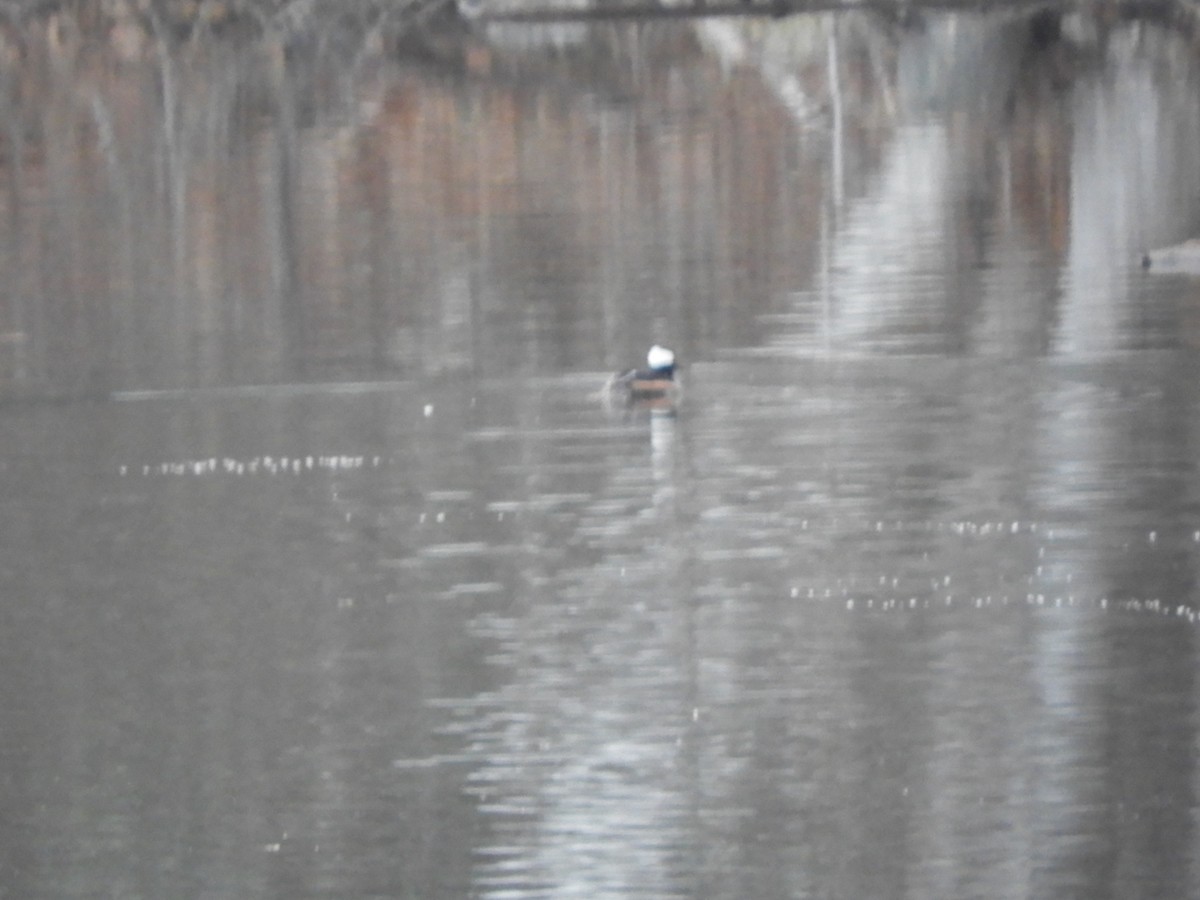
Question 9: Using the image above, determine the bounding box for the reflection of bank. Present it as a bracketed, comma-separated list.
[1022, 29, 1200, 895]
[781, 17, 1071, 358]
[759, 17, 1196, 361]
[1056, 29, 1200, 355]
[1041, 19, 1200, 579]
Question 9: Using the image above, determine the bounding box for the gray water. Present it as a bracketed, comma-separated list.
[1, 11, 1200, 899]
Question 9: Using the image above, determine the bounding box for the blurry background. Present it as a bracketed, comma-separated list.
[0, 2, 1199, 897]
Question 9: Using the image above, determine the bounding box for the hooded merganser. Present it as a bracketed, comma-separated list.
[607, 345, 678, 405]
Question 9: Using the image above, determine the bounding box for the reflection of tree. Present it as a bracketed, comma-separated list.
[0, 15, 829, 396]
[0, 6, 1197, 396]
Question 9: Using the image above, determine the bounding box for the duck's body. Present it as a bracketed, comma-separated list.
[608, 345, 678, 407]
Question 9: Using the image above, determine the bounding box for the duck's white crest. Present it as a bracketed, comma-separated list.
[647, 345, 675, 369]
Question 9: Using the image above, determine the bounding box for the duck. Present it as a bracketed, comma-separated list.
[606, 345, 679, 406]
[1142, 238, 1200, 273]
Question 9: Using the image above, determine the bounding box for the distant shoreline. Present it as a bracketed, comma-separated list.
[5, 0, 1199, 42]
